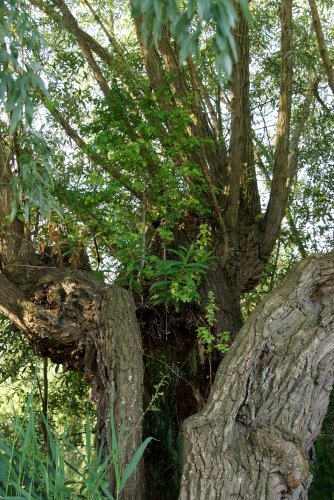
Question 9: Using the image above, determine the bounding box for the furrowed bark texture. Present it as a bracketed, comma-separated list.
[180, 251, 334, 499]
[96, 286, 144, 499]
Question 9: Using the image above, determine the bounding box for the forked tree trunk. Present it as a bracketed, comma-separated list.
[179, 251, 334, 499]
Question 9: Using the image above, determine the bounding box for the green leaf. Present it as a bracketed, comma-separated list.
[140, 0, 153, 13]
[239, 0, 251, 20]
[150, 280, 171, 290]
[100, 484, 115, 499]
[118, 437, 154, 493]
[44, 99, 56, 112]
[197, 0, 211, 20]
[216, 52, 233, 78]
[9, 200, 18, 223]
[24, 97, 34, 126]
[9, 103, 23, 133]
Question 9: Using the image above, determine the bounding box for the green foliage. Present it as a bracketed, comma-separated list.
[241, 235, 299, 318]
[0, 395, 152, 499]
[109, 406, 153, 499]
[131, 0, 251, 78]
[0, 395, 75, 499]
[113, 224, 215, 306]
[0, 316, 35, 385]
[309, 389, 334, 500]
[8, 132, 60, 222]
[143, 358, 186, 498]
[149, 244, 213, 309]
[0, 0, 47, 132]
[196, 291, 229, 353]
[0, 1, 60, 224]
[148, 228, 215, 309]
[0, 317, 94, 447]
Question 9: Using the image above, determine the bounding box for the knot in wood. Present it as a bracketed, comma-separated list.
[254, 426, 309, 488]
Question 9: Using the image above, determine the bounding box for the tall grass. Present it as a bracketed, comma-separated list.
[0, 396, 152, 499]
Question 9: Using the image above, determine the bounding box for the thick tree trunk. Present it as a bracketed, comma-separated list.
[179, 251, 334, 499]
[0, 268, 144, 499]
[96, 286, 144, 498]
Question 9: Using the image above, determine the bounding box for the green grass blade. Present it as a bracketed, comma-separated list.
[117, 437, 153, 494]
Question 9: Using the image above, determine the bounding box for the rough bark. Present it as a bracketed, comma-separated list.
[180, 251, 334, 499]
[96, 286, 144, 498]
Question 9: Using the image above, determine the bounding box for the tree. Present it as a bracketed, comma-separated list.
[0, 0, 333, 498]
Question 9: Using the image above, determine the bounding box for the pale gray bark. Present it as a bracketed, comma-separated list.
[180, 251, 334, 499]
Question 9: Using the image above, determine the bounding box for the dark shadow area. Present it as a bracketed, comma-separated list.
[310, 387, 334, 499]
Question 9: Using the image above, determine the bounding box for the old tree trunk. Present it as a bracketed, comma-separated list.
[180, 251, 334, 499]
[2, 143, 334, 499]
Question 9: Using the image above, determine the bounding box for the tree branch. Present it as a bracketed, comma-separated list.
[308, 0, 334, 95]
[132, 15, 229, 219]
[187, 59, 223, 141]
[0, 274, 27, 329]
[31, 0, 145, 97]
[261, 0, 293, 258]
[226, 10, 260, 228]
[255, 78, 314, 260]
